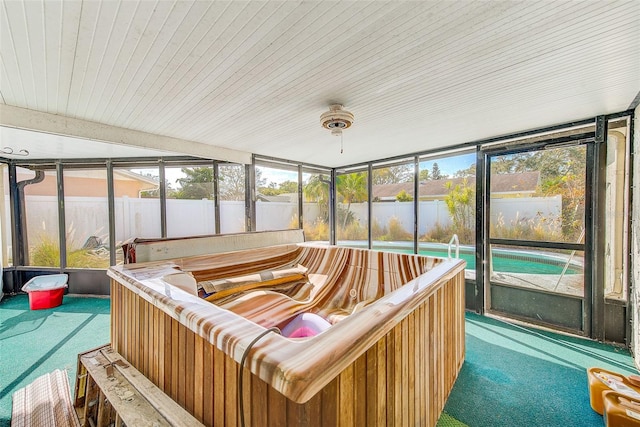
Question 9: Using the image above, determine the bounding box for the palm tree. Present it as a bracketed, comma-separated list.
[303, 174, 330, 221]
[336, 172, 367, 229]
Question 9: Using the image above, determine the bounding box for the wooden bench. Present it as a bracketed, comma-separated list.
[12, 369, 80, 427]
[73, 345, 203, 427]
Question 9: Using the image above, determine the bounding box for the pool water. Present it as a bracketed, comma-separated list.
[416, 249, 581, 275]
[359, 243, 582, 275]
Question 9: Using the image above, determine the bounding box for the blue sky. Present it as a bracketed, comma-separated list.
[242, 152, 477, 185]
[134, 151, 476, 188]
[419, 152, 475, 177]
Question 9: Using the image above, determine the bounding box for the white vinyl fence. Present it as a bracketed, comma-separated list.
[20, 195, 561, 249]
[166, 198, 216, 237]
[23, 196, 247, 249]
[489, 196, 562, 228]
[347, 195, 561, 235]
[115, 196, 162, 240]
[219, 201, 247, 234]
[255, 201, 299, 231]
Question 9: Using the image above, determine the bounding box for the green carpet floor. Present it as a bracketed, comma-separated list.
[0, 294, 111, 427]
[444, 312, 637, 426]
[0, 294, 636, 426]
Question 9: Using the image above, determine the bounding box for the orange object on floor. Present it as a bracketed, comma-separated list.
[603, 390, 640, 426]
[588, 367, 640, 415]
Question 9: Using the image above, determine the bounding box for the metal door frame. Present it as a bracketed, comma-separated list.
[476, 129, 599, 336]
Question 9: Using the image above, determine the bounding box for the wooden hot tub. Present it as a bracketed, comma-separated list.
[108, 243, 466, 426]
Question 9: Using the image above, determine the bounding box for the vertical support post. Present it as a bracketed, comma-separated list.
[106, 161, 116, 266]
[413, 156, 420, 254]
[159, 160, 167, 238]
[213, 161, 220, 234]
[625, 113, 635, 347]
[8, 163, 24, 268]
[246, 160, 256, 232]
[367, 164, 373, 249]
[298, 165, 303, 230]
[14, 168, 45, 271]
[56, 162, 66, 270]
[584, 138, 595, 338]
[588, 115, 607, 340]
[9, 163, 25, 292]
[475, 146, 486, 315]
[330, 169, 336, 245]
[0, 164, 7, 268]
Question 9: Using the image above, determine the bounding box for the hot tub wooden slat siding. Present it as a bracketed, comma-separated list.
[110, 259, 465, 427]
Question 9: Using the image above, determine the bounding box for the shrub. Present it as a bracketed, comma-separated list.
[371, 219, 387, 240]
[444, 179, 474, 232]
[338, 221, 367, 240]
[31, 235, 60, 267]
[491, 212, 562, 242]
[303, 219, 329, 241]
[336, 205, 356, 228]
[420, 222, 474, 245]
[395, 190, 413, 202]
[385, 217, 412, 241]
[30, 234, 110, 268]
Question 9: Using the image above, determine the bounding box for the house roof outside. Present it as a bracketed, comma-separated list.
[256, 193, 298, 203]
[113, 170, 159, 188]
[373, 171, 540, 200]
[490, 171, 540, 195]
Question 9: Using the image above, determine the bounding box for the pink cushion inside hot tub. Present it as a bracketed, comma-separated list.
[282, 313, 331, 338]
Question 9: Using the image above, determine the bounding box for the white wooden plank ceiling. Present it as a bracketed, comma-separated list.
[0, 125, 177, 160]
[1, 1, 638, 167]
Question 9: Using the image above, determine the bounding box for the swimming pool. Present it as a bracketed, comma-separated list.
[416, 247, 582, 275]
[337, 241, 583, 275]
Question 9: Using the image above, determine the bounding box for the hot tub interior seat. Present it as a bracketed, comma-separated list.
[184, 244, 445, 329]
[203, 249, 352, 328]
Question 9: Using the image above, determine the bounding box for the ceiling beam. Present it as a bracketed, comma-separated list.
[0, 105, 252, 164]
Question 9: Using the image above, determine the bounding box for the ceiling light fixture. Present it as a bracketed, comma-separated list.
[320, 104, 354, 154]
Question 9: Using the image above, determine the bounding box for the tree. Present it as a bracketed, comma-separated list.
[254, 167, 267, 189]
[258, 180, 299, 196]
[491, 155, 519, 174]
[454, 163, 476, 177]
[219, 165, 246, 201]
[336, 172, 367, 228]
[431, 162, 447, 180]
[372, 165, 413, 185]
[140, 179, 176, 198]
[419, 169, 430, 181]
[395, 190, 413, 202]
[533, 146, 586, 240]
[278, 180, 298, 194]
[304, 174, 330, 221]
[173, 167, 214, 199]
[259, 182, 281, 196]
[444, 178, 475, 243]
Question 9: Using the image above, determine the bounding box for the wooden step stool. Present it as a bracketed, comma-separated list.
[73, 344, 203, 427]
